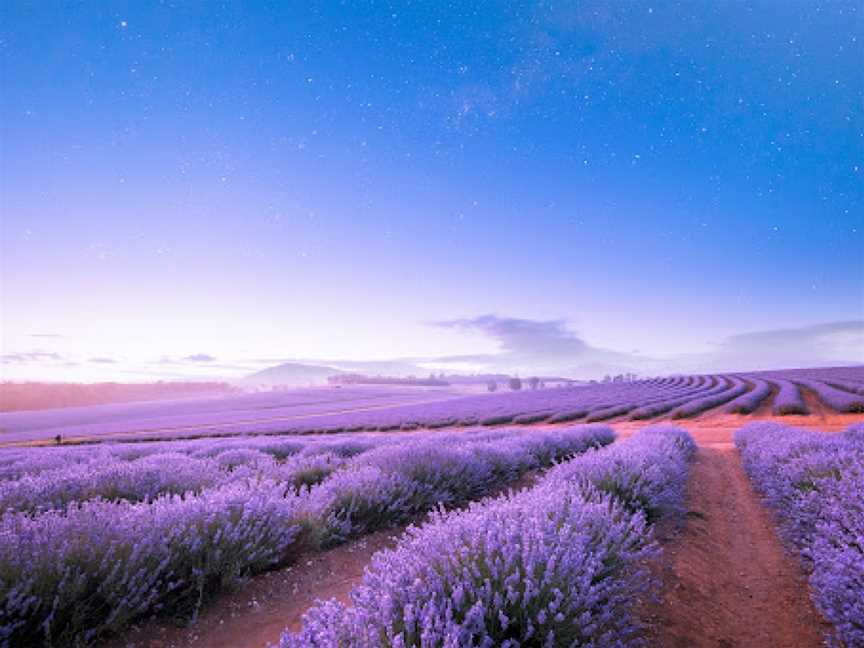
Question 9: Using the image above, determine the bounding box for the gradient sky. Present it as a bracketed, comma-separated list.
[1, 1, 863, 381]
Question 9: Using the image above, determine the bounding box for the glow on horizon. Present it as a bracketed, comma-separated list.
[1, 2, 862, 382]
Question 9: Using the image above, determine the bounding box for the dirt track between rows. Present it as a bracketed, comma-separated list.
[647, 445, 831, 647]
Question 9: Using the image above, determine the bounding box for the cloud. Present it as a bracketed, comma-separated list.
[156, 354, 218, 365]
[428, 315, 864, 378]
[434, 315, 589, 358]
[700, 320, 864, 372]
[27, 333, 64, 338]
[89, 357, 117, 364]
[183, 354, 216, 363]
[0, 351, 63, 364]
[430, 314, 644, 376]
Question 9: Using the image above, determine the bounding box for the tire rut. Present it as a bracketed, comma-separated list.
[650, 446, 831, 647]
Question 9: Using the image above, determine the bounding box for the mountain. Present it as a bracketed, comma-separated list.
[244, 362, 344, 386]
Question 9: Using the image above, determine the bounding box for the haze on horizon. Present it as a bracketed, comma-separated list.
[1, 2, 862, 383]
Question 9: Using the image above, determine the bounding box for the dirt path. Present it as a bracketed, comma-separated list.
[647, 446, 831, 648]
[105, 529, 401, 648]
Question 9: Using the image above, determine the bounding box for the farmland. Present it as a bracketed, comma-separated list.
[2, 366, 863, 448]
[0, 366, 862, 647]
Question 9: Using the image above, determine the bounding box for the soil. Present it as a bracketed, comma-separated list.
[103, 529, 402, 648]
[644, 445, 832, 648]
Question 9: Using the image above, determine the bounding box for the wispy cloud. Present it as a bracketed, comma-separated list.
[0, 351, 64, 364]
[697, 320, 864, 372]
[183, 354, 216, 363]
[429, 315, 864, 378]
[89, 357, 117, 364]
[429, 314, 644, 376]
[27, 333, 64, 339]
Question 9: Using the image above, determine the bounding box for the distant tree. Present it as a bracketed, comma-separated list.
[527, 377, 540, 390]
[539, 380, 546, 389]
[487, 380, 498, 392]
[602, 374, 611, 383]
[508, 377, 523, 391]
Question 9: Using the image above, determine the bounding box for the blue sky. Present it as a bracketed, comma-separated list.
[1, 1, 862, 381]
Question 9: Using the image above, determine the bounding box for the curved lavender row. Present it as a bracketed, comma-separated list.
[630, 375, 730, 420]
[585, 378, 721, 422]
[770, 379, 809, 416]
[279, 426, 696, 647]
[723, 378, 771, 414]
[0, 426, 612, 645]
[822, 379, 864, 396]
[670, 376, 749, 419]
[735, 422, 864, 647]
[794, 380, 864, 413]
[586, 376, 723, 423]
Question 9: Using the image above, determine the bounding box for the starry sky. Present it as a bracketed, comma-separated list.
[1, 1, 862, 381]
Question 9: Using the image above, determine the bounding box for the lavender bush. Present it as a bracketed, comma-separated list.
[770, 379, 809, 416]
[724, 378, 771, 414]
[306, 426, 614, 546]
[0, 480, 309, 646]
[795, 380, 864, 413]
[280, 425, 696, 647]
[670, 377, 748, 418]
[0, 452, 225, 513]
[0, 426, 612, 646]
[735, 422, 864, 646]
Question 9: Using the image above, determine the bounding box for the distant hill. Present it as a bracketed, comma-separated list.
[244, 362, 345, 386]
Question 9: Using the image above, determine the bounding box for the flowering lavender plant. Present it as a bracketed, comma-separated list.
[735, 422, 864, 646]
[280, 425, 696, 647]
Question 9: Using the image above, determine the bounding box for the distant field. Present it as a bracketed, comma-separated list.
[2, 366, 861, 446]
[0, 381, 238, 412]
[0, 384, 469, 445]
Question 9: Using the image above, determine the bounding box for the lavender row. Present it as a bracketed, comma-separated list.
[306, 425, 615, 547]
[822, 379, 864, 396]
[794, 379, 864, 413]
[735, 422, 864, 646]
[670, 376, 749, 418]
[629, 375, 725, 420]
[723, 378, 771, 414]
[769, 379, 809, 416]
[584, 377, 718, 422]
[10, 378, 715, 443]
[0, 428, 568, 513]
[0, 425, 612, 646]
[280, 425, 696, 647]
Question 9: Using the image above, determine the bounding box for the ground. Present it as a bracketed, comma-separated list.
[100, 410, 863, 648]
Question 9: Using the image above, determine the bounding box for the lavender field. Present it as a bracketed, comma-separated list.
[2, 366, 862, 447]
[0, 367, 862, 647]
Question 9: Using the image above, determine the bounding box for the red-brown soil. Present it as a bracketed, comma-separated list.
[103, 529, 402, 648]
[615, 406, 862, 448]
[644, 445, 832, 647]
